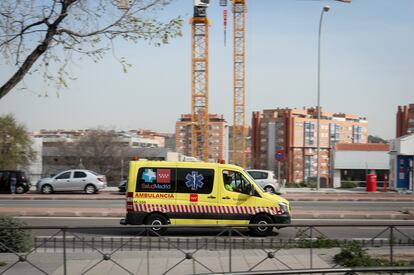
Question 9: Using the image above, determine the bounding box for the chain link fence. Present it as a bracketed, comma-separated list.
[0, 223, 413, 275]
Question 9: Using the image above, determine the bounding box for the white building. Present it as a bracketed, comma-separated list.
[331, 143, 390, 188]
[26, 137, 43, 183]
[389, 134, 414, 191]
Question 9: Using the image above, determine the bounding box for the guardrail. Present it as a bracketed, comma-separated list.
[1, 223, 414, 275]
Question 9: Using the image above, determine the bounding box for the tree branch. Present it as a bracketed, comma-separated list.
[0, 0, 76, 99]
[57, 0, 160, 38]
[0, 19, 47, 47]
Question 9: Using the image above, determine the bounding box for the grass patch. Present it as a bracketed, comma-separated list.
[297, 237, 343, 249]
[295, 228, 343, 248]
[334, 241, 414, 267]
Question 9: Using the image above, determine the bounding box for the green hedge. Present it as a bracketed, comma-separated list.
[286, 181, 316, 188]
[340, 181, 359, 188]
[0, 216, 32, 253]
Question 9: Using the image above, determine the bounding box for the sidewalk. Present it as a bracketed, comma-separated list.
[0, 248, 345, 275]
[2, 247, 413, 275]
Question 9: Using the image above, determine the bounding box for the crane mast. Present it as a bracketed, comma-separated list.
[232, 0, 247, 167]
[191, 0, 210, 161]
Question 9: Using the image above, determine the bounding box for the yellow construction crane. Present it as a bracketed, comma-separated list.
[188, 0, 349, 166]
[190, 0, 247, 165]
[191, 0, 210, 161]
[232, 0, 247, 168]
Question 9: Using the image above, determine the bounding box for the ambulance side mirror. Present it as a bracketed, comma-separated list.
[244, 183, 252, 195]
[246, 183, 258, 196]
[248, 185, 260, 197]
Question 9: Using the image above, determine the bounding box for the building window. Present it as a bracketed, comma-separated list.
[329, 124, 341, 146]
[304, 155, 314, 181]
[304, 122, 315, 146]
[352, 125, 362, 143]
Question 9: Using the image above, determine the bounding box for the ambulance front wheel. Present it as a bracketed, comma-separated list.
[250, 214, 274, 237]
[145, 214, 168, 235]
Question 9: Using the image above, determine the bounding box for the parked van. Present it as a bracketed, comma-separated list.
[120, 161, 291, 236]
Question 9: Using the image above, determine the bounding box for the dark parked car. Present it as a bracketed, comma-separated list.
[118, 179, 127, 193]
[0, 170, 31, 194]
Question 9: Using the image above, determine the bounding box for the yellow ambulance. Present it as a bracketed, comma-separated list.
[120, 161, 291, 236]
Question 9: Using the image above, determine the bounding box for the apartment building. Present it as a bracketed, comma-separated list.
[251, 107, 368, 185]
[396, 104, 414, 137]
[175, 114, 227, 161]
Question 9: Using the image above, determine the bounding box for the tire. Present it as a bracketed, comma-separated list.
[85, 184, 96, 194]
[264, 186, 275, 194]
[41, 184, 53, 194]
[250, 214, 274, 237]
[15, 185, 26, 194]
[145, 214, 168, 235]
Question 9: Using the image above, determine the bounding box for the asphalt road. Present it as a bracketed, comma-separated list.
[2, 199, 414, 212]
[16, 216, 414, 242]
[3, 198, 414, 243]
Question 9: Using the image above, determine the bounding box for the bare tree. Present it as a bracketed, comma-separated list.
[0, 0, 182, 99]
[52, 129, 129, 183]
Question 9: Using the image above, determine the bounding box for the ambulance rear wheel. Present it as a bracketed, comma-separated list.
[145, 214, 168, 235]
[250, 214, 274, 237]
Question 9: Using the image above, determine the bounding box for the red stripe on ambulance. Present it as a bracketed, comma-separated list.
[132, 203, 284, 216]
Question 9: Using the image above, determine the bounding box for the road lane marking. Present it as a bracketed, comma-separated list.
[15, 216, 123, 220]
[294, 218, 414, 222]
[347, 227, 414, 230]
[14, 216, 414, 222]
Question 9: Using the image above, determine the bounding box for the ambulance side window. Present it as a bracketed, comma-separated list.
[136, 167, 176, 193]
[232, 171, 253, 195]
[176, 168, 214, 194]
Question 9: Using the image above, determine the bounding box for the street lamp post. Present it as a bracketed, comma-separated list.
[316, 5, 330, 191]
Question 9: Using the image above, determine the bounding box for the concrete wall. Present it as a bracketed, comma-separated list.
[334, 151, 389, 170]
[333, 170, 341, 188]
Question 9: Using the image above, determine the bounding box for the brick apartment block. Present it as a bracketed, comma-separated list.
[251, 107, 368, 185]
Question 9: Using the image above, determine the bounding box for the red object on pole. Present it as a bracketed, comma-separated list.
[366, 173, 377, 192]
[223, 9, 227, 46]
[383, 174, 388, 192]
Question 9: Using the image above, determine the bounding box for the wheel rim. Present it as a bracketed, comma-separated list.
[16, 186, 24, 194]
[86, 186, 95, 194]
[151, 220, 162, 231]
[257, 220, 269, 232]
[42, 186, 51, 194]
[265, 187, 273, 193]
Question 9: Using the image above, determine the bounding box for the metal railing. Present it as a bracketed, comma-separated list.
[1, 223, 414, 275]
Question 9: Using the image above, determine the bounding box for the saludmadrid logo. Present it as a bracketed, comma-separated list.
[141, 183, 172, 190]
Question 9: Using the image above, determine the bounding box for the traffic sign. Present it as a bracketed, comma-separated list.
[275, 150, 285, 161]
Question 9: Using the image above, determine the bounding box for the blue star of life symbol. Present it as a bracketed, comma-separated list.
[185, 171, 204, 191]
[142, 169, 156, 183]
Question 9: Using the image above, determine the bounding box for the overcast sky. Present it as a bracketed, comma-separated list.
[0, 0, 413, 139]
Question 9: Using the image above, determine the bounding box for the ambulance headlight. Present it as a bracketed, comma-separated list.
[278, 202, 289, 213]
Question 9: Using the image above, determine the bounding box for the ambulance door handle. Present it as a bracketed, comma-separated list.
[208, 195, 216, 199]
[222, 196, 231, 200]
